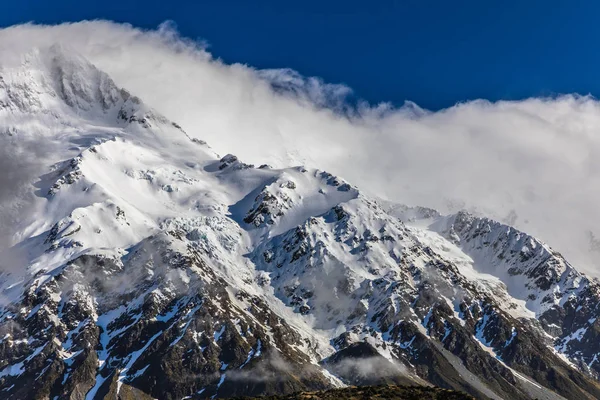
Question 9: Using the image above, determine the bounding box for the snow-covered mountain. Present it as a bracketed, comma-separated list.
[1, 46, 600, 400]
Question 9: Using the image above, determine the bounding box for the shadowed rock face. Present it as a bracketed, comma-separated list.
[2, 46, 600, 400]
[320, 342, 415, 387]
[0, 247, 332, 400]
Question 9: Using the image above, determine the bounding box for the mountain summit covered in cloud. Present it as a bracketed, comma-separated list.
[2, 20, 600, 279]
[2, 27, 600, 400]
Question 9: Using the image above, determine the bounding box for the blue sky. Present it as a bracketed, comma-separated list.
[2, 1, 598, 109]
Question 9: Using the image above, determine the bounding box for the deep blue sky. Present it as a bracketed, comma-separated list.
[2, 1, 598, 110]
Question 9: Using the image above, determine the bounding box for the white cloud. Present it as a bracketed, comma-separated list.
[1, 21, 600, 275]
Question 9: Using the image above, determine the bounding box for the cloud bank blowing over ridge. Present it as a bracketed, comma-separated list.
[1, 20, 600, 276]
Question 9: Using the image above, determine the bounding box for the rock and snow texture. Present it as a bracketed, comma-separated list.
[1, 46, 600, 400]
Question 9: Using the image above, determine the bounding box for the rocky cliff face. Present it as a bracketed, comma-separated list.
[1, 46, 600, 400]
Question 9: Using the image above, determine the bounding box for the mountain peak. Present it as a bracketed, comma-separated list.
[0, 44, 200, 155]
[0, 45, 126, 114]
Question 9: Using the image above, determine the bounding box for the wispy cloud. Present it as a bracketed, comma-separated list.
[1, 21, 600, 275]
[0, 136, 51, 270]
